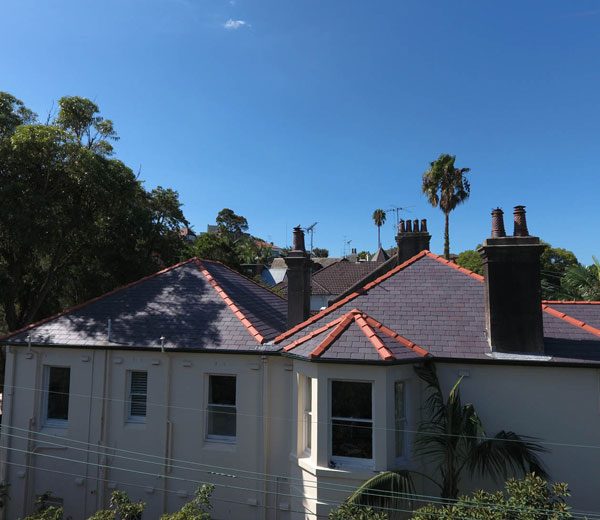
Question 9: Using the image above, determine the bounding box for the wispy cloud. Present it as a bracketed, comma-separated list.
[224, 19, 249, 29]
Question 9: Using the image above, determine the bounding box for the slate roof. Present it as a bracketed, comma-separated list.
[275, 260, 385, 298]
[276, 251, 600, 365]
[1, 258, 287, 352]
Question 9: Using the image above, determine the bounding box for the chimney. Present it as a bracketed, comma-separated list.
[477, 206, 547, 353]
[284, 226, 311, 329]
[395, 218, 431, 263]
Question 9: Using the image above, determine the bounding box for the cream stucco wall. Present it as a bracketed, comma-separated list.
[2, 345, 600, 519]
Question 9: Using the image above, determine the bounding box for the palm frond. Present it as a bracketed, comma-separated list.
[346, 470, 417, 510]
[466, 430, 549, 482]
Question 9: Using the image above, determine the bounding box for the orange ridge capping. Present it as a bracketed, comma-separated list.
[283, 316, 345, 352]
[309, 312, 355, 359]
[274, 250, 431, 344]
[195, 259, 266, 345]
[0, 257, 201, 342]
[364, 316, 429, 357]
[354, 314, 395, 361]
[198, 258, 287, 301]
[542, 304, 600, 339]
[424, 251, 485, 281]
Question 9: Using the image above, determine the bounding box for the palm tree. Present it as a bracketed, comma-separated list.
[561, 256, 600, 301]
[346, 361, 547, 511]
[421, 154, 470, 260]
[372, 209, 387, 250]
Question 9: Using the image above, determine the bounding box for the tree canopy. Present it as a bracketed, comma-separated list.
[313, 247, 329, 258]
[372, 209, 387, 249]
[421, 154, 470, 259]
[0, 93, 189, 335]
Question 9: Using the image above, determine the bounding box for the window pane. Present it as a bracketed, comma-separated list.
[209, 376, 236, 405]
[332, 420, 372, 458]
[47, 367, 70, 421]
[207, 405, 236, 437]
[305, 377, 312, 413]
[305, 413, 312, 450]
[331, 381, 371, 419]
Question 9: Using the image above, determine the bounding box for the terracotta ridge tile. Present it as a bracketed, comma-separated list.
[355, 314, 395, 361]
[309, 312, 355, 359]
[542, 304, 600, 339]
[195, 259, 266, 344]
[0, 257, 200, 342]
[424, 251, 485, 281]
[200, 258, 287, 301]
[542, 300, 600, 305]
[274, 251, 430, 343]
[364, 316, 429, 357]
[282, 316, 345, 352]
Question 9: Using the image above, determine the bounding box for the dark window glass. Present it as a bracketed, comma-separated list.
[47, 367, 70, 421]
[207, 375, 236, 438]
[331, 381, 372, 459]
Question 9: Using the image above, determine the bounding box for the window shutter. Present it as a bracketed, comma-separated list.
[130, 372, 148, 417]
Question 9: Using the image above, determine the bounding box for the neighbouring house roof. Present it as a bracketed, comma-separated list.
[275, 260, 386, 298]
[371, 248, 390, 262]
[1, 258, 287, 352]
[276, 251, 600, 365]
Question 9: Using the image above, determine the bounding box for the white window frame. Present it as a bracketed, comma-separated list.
[206, 374, 237, 442]
[302, 376, 312, 455]
[394, 381, 407, 459]
[43, 366, 71, 428]
[330, 379, 374, 467]
[127, 371, 148, 423]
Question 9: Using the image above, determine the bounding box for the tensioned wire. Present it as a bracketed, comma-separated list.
[0, 459, 326, 519]
[0, 445, 586, 520]
[2, 427, 598, 520]
[6, 382, 600, 453]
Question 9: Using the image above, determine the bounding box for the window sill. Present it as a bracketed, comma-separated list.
[293, 454, 378, 481]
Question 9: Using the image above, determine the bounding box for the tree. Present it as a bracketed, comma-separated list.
[313, 247, 329, 258]
[88, 491, 145, 520]
[357, 251, 371, 261]
[455, 248, 483, 275]
[421, 154, 470, 259]
[345, 361, 547, 510]
[539, 245, 579, 300]
[411, 473, 573, 520]
[0, 92, 189, 338]
[216, 208, 248, 238]
[372, 210, 387, 250]
[560, 256, 600, 301]
[160, 484, 214, 520]
[329, 503, 388, 520]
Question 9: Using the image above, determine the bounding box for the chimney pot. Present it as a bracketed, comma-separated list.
[292, 225, 306, 251]
[395, 216, 432, 263]
[491, 208, 506, 238]
[513, 206, 529, 237]
[405, 219, 413, 233]
[420, 219, 428, 233]
[413, 219, 419, 233]
[398, 219, 405, 234]
[285, 227, 311, 329]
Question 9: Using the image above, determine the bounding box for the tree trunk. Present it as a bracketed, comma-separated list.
[377, 226, 381, 250]
[444, 212, 450, 260]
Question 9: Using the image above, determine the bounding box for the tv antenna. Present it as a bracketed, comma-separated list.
[303, 222, 318, 256]
[387, 205, 415, 231]
[342, 237, 352, 258]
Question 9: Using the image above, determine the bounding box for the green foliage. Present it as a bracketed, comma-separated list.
[329, 503, 388, 520]
[21, 492, 67, 520]
[160, 484, 214, 520]
[216, 208, 248, 237]
[421, 154, 470, 259]
[357, 251, 371, 261]
[372, 209, 387, 249]
[313, 247, 329, 258]
[411, 473, 573, 520]
[560, 256, 600, 301]
[87, 490, 145, 520]
[455, 248, 483, 275]
[539, 245, 579, 300]
[0, 92, 189, 334]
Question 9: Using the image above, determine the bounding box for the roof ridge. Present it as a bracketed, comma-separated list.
[195, 259, 266, 345]
[364, 316, 429, 357]
[0, 257, 200, 342]
[542, 304, 600, 339]
[200, 259, 287, 302]
[274, 251, 430, 343]
[354, 314, 395, 361]
[309, 312, 355, 359]
[282, 315, 345, 353]
[542, 300, 600, 305]
[424, 252, 485, 281]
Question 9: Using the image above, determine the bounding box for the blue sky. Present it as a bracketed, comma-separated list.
[2, 0, 599, 262]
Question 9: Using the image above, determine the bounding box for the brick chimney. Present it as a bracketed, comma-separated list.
[477, 207, 547, 353]
[284, 226, 311, 329]
[395, 218, 431, 263]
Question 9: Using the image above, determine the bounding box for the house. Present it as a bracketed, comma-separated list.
[2, 208, 600, 519]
